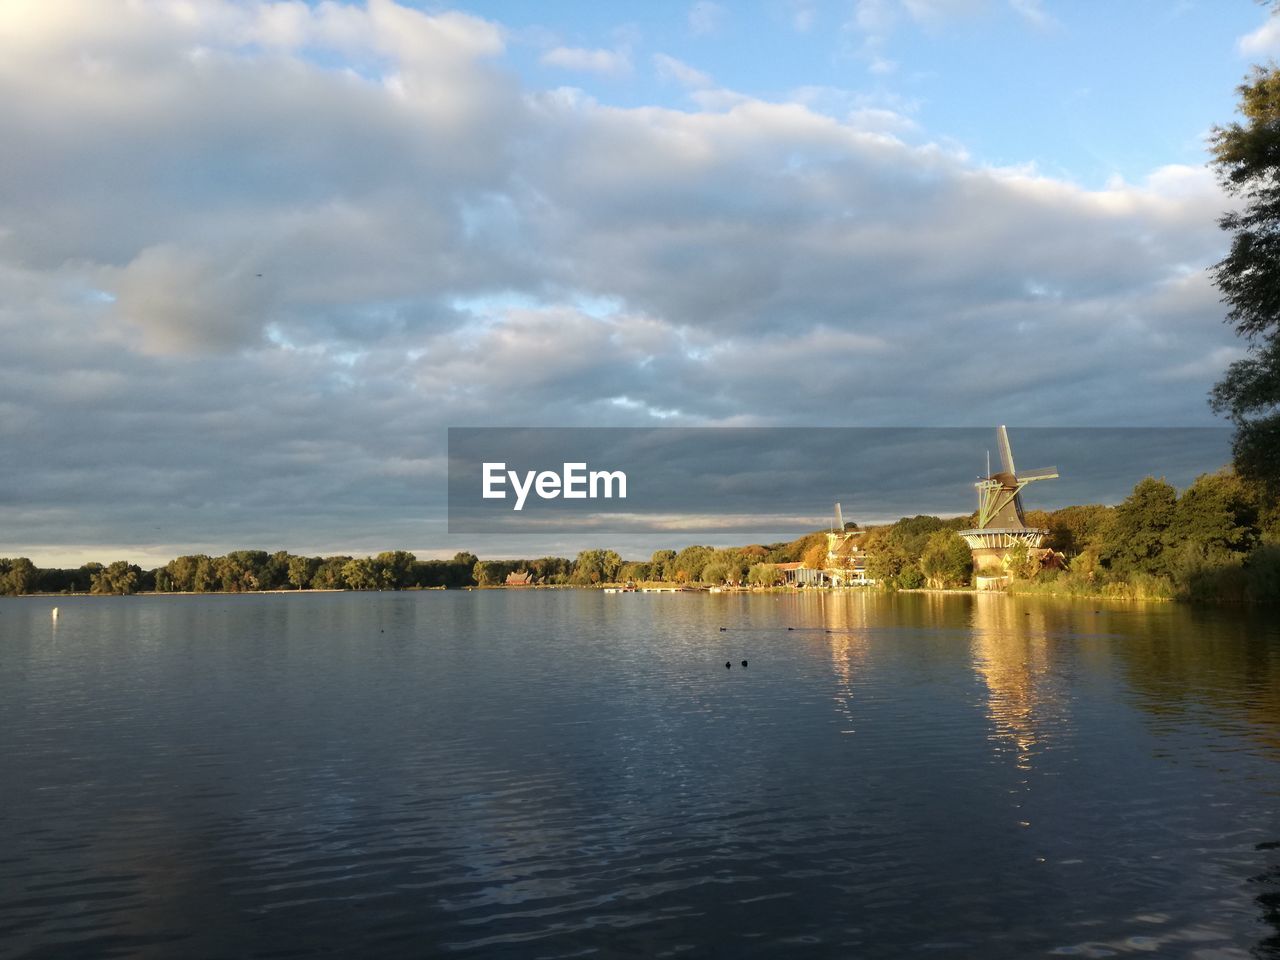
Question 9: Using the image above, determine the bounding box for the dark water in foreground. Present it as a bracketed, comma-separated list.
[1, 591, 1279, 959]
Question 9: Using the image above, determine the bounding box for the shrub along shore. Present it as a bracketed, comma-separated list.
[2, 471, 1278, 603]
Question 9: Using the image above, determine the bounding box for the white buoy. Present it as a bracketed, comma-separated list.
[51, 607, 58, 621]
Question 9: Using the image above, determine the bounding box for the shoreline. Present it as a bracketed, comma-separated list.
[0, 584, 1191, 604]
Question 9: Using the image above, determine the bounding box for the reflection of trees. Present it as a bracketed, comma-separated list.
[1108, 606, 1280, 760]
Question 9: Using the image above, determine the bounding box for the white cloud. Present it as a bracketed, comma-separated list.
[1008, 0, 1057, 29]
[902, 0, 987, 25]
[541, 45, 631, 75]
[653, 52, 712, 89]
[853, 0, 898, 34]
[688, 1, 726, 36]
[1239, 13, 1280, 56]
[789, 0, 816, 32]
[847, 107, 919, 134]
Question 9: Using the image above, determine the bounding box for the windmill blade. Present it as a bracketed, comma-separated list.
[1018, 466, 1059, 481]
[835, 502, 844, 531]
[997, 425, 1016, 476]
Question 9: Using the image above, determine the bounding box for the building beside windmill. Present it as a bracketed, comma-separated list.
[958, 426, 1059, 586]
[825, 502, 871, 585]
[776, 504, 873, 587]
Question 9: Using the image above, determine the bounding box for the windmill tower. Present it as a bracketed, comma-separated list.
[825, 501, 865, 585]
[959, 426, 1059, 576]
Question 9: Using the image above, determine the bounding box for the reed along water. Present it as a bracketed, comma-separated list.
[2, 590, 1278, 958]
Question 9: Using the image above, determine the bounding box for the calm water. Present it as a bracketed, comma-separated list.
[2, 591, 1279, 959]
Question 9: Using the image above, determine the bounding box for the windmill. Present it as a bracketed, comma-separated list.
[826, 501, 865, 584]
[960, 426, 1059, 575]
[974, 426, 1059, 530]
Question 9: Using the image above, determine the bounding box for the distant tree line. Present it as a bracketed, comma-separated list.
[0, 536, 825, 597]
[475, 542, 826, 588]
[0, 551, 480, 596]
[2, 470, 1277, 601]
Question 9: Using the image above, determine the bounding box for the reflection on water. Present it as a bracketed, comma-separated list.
[970, 594, 1057, 774]
[0, 591, 1278, 958]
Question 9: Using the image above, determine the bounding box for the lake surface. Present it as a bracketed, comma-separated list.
[2, 591, 1279, 959]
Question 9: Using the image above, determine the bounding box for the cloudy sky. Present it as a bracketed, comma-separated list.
[0, 0, 1272, 566]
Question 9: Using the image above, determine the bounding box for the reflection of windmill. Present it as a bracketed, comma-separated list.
[960, 426, 1059, 576]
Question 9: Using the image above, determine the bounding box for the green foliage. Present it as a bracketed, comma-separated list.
[920, 530, 973, 587]
[701, 561, 731, 585]
[1027, 504, 1113, 554]
[374, 551, 416, 589]
[1100, 477, 1178, 576]
[896, 565, 926, 589]
[671, 545, 714, 583]
[341, 557, 379, 590]
[1170, 471, 1259, 554]
[1069, 547, 1102, 579]
[90, 560, 142, 595]
[473, 560, 502, 586]
[649, 550, 677, 580]
[618, 562, 650, 583]
[769, 531, 826, 565]
[0, 557, 37, 596]
[570, 549, 623, 585]
[800, 540, 828, 570]
[1210, 67, 1280, 493]
[886, 515, 947, 557]
[35, 564, 96, 594]
[1005, 541, 1034, 580]
[1009, 570, 1177, 601]
[529, 556, 572, 584]
[862, 532, 909, 586]
[311, 557, 350, 590]
[1244, 544, 1280, 599]
[747, 563, 780, 586]
[288, 555, 319, 590]
[413, 557, 479, 588]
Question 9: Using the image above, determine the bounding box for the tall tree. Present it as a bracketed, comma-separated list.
[1210, 66, 1280, 492]
[1100, 477, 1178, 576]
[1169, 471, 1260, 556]
[288, 555, 319, 590]
[920, 530, 973, 588]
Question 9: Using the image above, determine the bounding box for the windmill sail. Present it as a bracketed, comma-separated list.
[1017, 466, 1059, 481]
[835, 502, 844, 532]
[997, 425, 1016, 476]
[972, 426, 1059, 530]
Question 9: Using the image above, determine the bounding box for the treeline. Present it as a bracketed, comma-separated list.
[3, 470, 1277, 601]
[0, 537, 826, 597]
[0, 551, 479, 596]
[856, 470, 1280, 601]
[473, 540, 826, 587]
[1011, 471, 1280, 602]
